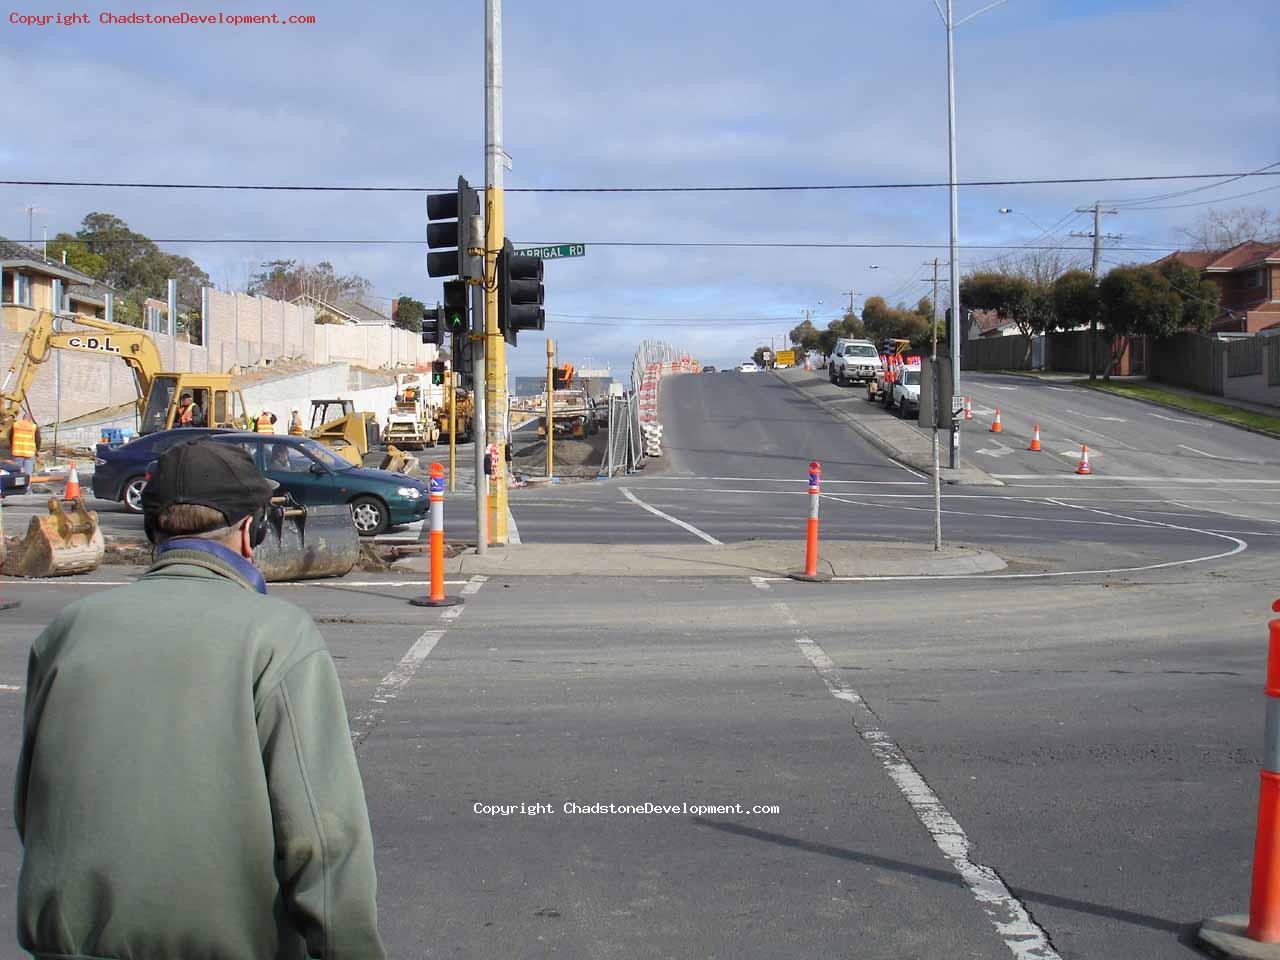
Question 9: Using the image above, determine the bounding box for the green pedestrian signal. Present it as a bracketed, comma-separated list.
[442, 280, 468, 335]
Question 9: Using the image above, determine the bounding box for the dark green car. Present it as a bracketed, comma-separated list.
[207, 432, 429, 535]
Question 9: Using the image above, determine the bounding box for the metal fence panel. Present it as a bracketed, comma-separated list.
[628, 393, 644, 469]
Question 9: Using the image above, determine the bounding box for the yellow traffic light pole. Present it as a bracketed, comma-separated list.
[484, 0, 508, 544]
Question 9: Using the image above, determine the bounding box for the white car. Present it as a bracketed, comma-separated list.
[891, 365, 922, 418]
[830, 338, 883, 387]
[738, 361, 759, 373]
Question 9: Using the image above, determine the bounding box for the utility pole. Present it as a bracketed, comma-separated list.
[944, 0, 961, 470]
[931, 266, 942, 552]
[843, 290, 856, 316]
[1072, 203, 1120, 380]
[484, 0, 508, 543]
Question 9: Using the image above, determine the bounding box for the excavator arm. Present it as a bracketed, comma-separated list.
[1, 311, 162, 431]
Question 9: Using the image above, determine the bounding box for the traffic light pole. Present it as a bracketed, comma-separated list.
[448, 364, 456, 494]
[471, 283, 487, 556]
[484, 0, 508, 544]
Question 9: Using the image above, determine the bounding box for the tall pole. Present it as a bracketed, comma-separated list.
[1090, 202, 1101, 380]
[945, 0, 961, 469]
[472, 284, 487, 555]
[931, 263, 942, 552]
[484, 0, 508, 544]
[448, 362, 457, 493]
[545, 338, 554, 479]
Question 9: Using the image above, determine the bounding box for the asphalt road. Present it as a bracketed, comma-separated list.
[0, 369, 1275, 958]
[507, 371, 1280, 580]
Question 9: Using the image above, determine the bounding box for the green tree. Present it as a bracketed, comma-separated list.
[752, 346, 770, 367]
[1052, 269, 1102, 378]
[789, 318, 819, 352]
[46, 235, 108, 279]
[1098, 265, 1182, 378]
[394, 296, 426, 334]
[961, 270, 1053, 364]
[1157, 260, 1220, 333]
[247, 259, 372, 304]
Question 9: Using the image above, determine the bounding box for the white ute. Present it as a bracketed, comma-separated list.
[890, 364, 922, 418]
[829, 339, 883, 387]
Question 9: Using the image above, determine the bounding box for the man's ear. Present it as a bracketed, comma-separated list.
[239, 516, 255, 559]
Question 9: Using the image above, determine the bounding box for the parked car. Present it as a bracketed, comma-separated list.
[0, 458, 31, 499]
[207, 432, 428, 536]
[738, 361, 759, 373]
[891, 365, 922, 418]
[93, 427, 234, 513]
[830, 338, 883, 387]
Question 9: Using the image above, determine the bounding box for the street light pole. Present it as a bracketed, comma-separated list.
[944, 0, 961, 469]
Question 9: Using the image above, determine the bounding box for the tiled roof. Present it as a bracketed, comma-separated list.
[0, 236, 99, 283]
[1157, 250, 1219, 270]
[334, 299, 391, 325]
[1205, 240, 1280, 271]
[971, 308, 1013, 335]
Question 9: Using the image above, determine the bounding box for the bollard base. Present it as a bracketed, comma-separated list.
[1198, 915, 1280, 958]
[0, 600, 19, 611]
[408, 595, 464, 608]
[787, 571, 833, 583]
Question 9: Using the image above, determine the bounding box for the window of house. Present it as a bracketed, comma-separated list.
[12, 272, 31, 306]
[1246, 268, 1264, 289]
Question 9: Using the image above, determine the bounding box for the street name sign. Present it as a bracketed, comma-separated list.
[514, 244, 586, 260]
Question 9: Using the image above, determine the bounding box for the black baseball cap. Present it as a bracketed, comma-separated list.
[142, 441, 275, 527]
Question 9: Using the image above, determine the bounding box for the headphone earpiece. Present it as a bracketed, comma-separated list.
[249, 508, 271, 548]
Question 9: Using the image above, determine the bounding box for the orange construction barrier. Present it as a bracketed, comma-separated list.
[1249, 600, 1280, 942]
[789, 461, 832, 583]
[990, 408, 1003, 433]
[64, 461, 82, 500]
[1029, 423, 1042, 452]
[1076, 444, 1092, 475]
[409, 463, 461, 608]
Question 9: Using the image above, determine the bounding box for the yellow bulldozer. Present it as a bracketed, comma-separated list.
[306, 399, 377, 467]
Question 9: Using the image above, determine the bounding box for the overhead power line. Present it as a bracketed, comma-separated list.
[3, 170, 1280, 194]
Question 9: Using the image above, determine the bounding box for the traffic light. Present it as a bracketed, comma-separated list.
[452, 322, 473, 389]
[426, 176, 482, 279]
[497, 238, 545, 346]
[420, 305, 444, 346]
[431, 361, 446, 386]
[442, 280, 468, 336]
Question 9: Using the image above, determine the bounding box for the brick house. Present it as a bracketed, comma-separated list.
[1156, 240, 1280, 334]
[0, 237, 107, 330]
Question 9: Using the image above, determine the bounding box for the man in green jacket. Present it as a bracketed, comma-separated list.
[14, 441, 387, 959]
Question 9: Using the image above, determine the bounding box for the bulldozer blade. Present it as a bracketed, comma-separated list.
[8, 498, 105, 578]
[253, 502, 360, 582]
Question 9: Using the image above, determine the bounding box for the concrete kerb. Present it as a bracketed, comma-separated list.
[774, 370, 1003, 487]
[1198, 916, 1280, 959]
[392, 539, 1007, 579]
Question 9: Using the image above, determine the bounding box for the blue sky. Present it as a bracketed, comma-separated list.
[3, 0, 1277, 375]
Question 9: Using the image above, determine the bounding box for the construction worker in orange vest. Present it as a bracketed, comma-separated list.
[11, 416, 38, 476]
[255, 411, 277, 434]
[288, 409, 304, 436]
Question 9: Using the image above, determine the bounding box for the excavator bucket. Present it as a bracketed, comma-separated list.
[253, 498, 360, 582]
[380, 445, 420, 477]
[8, 498, 105, 578]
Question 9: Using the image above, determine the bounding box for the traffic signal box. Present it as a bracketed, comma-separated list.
[420, 305, 444, 346]
[431, 361, 446, 386]
[426, 176, 482, 280]
[497, 238, 545, 346]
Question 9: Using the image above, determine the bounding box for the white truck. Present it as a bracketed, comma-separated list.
[383, 373, 443, 449]
[829, 338, 883, 388]
[888, 364, 922, 418]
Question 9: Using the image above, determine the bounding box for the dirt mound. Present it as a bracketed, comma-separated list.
[511, 430, 606, 479]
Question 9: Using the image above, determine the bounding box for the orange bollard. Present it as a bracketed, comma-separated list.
[789, 461, 832, 582]
[409, 463, 462, 608]
[1249, 601, 1280, 942]
[64, 461, 82, 500]
[990, 408, 1002, 433]
[1076, 444, 1092, 475]
[1029, 423, 1042, 452]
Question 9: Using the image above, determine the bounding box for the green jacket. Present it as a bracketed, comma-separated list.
[14, 546, 387, 960]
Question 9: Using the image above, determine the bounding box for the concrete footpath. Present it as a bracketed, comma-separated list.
[396, 538, 1006, 579]
[776, 368, 1001, 486]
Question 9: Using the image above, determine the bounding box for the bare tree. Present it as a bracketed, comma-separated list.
[1176, 207, 1280, 251]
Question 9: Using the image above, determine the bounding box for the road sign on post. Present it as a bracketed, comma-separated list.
[513, 244, 585, 259]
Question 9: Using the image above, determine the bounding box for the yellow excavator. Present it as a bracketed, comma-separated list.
[1, 310, 250, 458]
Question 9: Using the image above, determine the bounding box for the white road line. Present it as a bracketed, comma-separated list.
[991, 474, 1280, 484]
[888, 458, 930, 480]
[349, 574, 486, 747]
[765, 593, 1061, 960]
[506, 507, 522, 545]
[619, 487, 722, 545]
[0, 684, 21, 692]
[1044, 386, 1073, 393]
[1151, 412, 1200, 425]
[1167, 501, 1280, 525]
[667, 476, 926, 486]
[748, 576, 771, 591]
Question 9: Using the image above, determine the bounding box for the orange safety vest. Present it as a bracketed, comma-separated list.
[288, 414, 304, 436]
[256, 413, 275, 434]
[11, 419, 37, 458]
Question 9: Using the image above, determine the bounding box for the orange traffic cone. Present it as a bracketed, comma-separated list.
[990, 408, 1003, 433]
[964, 397, 973, 420]
[64, 461, 82, 500]
[1029, 423, 1042, 452]
[1076, 444, 1092, 475]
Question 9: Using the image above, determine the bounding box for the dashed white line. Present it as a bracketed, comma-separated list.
[761, 586, 1061, 960]
[620, 487, 722, 545]
[1151, 412, 1200, 425]
[349, 574, 486, 746]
